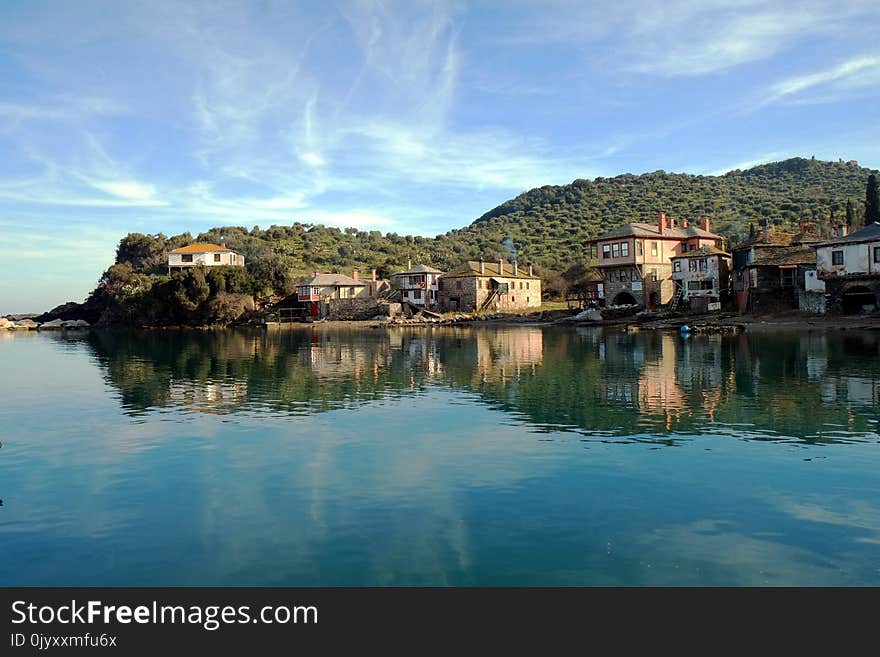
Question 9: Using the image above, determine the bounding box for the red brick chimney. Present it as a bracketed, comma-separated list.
[681, 219, 688, 228]
[657, 211, 667, 234]
[700, 216, 711, 232]
[352, 269, 359, 282]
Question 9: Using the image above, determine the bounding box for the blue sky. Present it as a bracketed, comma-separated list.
[1, 0, 879, 313]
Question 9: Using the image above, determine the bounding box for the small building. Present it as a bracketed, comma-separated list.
[389, 261, 444, 310]
[438, 259, 542, 313]
[670, 246, 731, 312]
[814, 222, 880, 315]
[296, 270, 380, 319]
[731, 224, 820, 313]
[586, 213, 725, 309]
[168, 243, 245, 271]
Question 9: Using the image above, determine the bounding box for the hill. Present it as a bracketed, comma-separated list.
[48, 157, 879, 325]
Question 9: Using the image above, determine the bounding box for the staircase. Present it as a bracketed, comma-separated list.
[480, 287, 502, 311]
[668, 283, 684, 311]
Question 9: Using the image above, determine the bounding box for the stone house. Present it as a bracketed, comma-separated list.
[586, 213, 724, 308]
[814, 222, 880, 314]
[389, 261, 444, 310]
[296, 269, 383, 319]
[670, 246, 731, 312]
[168, 243, 245, 271]
[732, 223, 824, 314]
[438, 259, 542, 313]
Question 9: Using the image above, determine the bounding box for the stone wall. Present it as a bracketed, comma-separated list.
[823, 277, 880, 315]
[327, 297, 381, 320]
[798, 291, 826, 314]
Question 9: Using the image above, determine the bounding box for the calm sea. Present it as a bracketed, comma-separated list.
[1, 326, 879, 585]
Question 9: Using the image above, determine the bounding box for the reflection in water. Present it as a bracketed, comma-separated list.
[78, 326, 880, 442]
[2, 326, 879, 586]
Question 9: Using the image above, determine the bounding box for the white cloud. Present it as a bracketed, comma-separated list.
[299, 152, 326, 167]
[87, 179, 165, 205]
[764, 54, 880, 104]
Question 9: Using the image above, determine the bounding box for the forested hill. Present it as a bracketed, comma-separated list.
[60, 156, 877, 325]
[447, 157, 877, 271]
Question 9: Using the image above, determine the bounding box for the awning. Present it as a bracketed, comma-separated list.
[778, 264, 798, 269]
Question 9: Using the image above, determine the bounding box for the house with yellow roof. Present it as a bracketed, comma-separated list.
[167, 243, 245, 272]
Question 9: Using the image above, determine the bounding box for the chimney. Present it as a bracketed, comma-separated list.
[499, 257, 504, 276]
[407, 259, 412, 270]
[352, 269, 359, 282]
[839, 224, 848, 238]
[513, 260, 518, 276]
[700, 216, 711, 232]
[658, 211, 667, 234]
[762, 222, 770, 242]
[313, 271, 319, 277]
[371, 268, 377, 282]
[528, 263, 533, 277]
[681, 219, 688, 228]
[479, 258, 485, 275]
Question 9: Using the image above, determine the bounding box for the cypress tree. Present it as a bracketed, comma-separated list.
[866, 174, 880, 225]
[846, 200, 854, 227]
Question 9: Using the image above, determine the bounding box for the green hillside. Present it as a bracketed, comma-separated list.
[55, 157, 878, 325]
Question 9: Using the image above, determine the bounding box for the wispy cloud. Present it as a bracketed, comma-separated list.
[764, 54, 880, 105]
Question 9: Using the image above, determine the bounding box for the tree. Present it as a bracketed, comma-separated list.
[846, 200, 854, 227]
[865, 174, 880, 225]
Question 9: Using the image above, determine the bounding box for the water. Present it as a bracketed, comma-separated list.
[1, 326, 879, 586]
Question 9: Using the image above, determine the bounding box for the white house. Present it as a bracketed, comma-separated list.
[814, 222, 880, 314]
[670, 246, 731, 311]
[389, 262, 444, 309]
[168, 243, 245, 271]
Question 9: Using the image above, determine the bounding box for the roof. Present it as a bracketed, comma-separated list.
[300, 273, 365, 287]
[671, 245, 731, 259]
[813, 222, 880, 247]
[442, 260, 539, 279]
[751, 245, 817, 267]
[391, 264, 444, 276]
[170, 243, 234, 254]
[588, 222, 723, 242]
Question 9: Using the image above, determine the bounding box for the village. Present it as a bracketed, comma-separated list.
[4, 210, 880, 332]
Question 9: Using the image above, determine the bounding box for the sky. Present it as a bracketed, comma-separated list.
[1, 0, 879, 313]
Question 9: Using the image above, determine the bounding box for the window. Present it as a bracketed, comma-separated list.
[688, 259, 697, 272]
[621, 242, 629, 257]
[456, 280, 462, 290]
[651, 242, 658, 256]
[511, 296, 515, 303]
[636, 241, 643, 256]
[214, 253, 221, 262]
[526, 282, 530, 290]
[182, 254, 193, 263]
[699, 258, 707, 272]
[781, 269, 795, 287]
[602, 244, 611, 259]
[612, 243, 620, 258]
[519, 281, 523, 289]
[874, 247, 880, 264]
[650, 268, 658, 282]
[609, 270, 617, 282]
[413, 289, 422, 299]
[673, 260, 682, 272]
[832, 250, 844, 265]
[620, 270, 628, 282]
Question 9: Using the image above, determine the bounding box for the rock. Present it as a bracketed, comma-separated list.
[13, 318, 39, 329]
[0, 317, 13, 329]
[62, 319, 90, 328]
[39, 318, 65, 329]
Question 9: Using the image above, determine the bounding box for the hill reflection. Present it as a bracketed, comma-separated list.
[75, 326, 880, 442]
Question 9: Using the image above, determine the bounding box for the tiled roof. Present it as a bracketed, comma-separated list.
[300, 273, 365, 287]
[442, 260, 539, 279]
[672, 245, 731, 259]
[391, 264, 444, 276]
[589, 222, 723, 242]
[813, 222, 880, 246]
[170, 243, 233, 253]
[751, 245, 817, 266]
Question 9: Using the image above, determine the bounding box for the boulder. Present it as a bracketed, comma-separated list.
[0, 317, 13, 329]
[62, 319, 90, 328]
[13, 318, 39, 329]
[40, 318, 65, 329]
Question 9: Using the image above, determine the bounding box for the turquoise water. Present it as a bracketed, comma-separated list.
[1, 326, 879, 586]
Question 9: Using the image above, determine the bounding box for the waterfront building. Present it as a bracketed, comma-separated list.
[437, 259, 542, 313]
[813, 221, 880, 314]
[389, 261, 444, 310]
